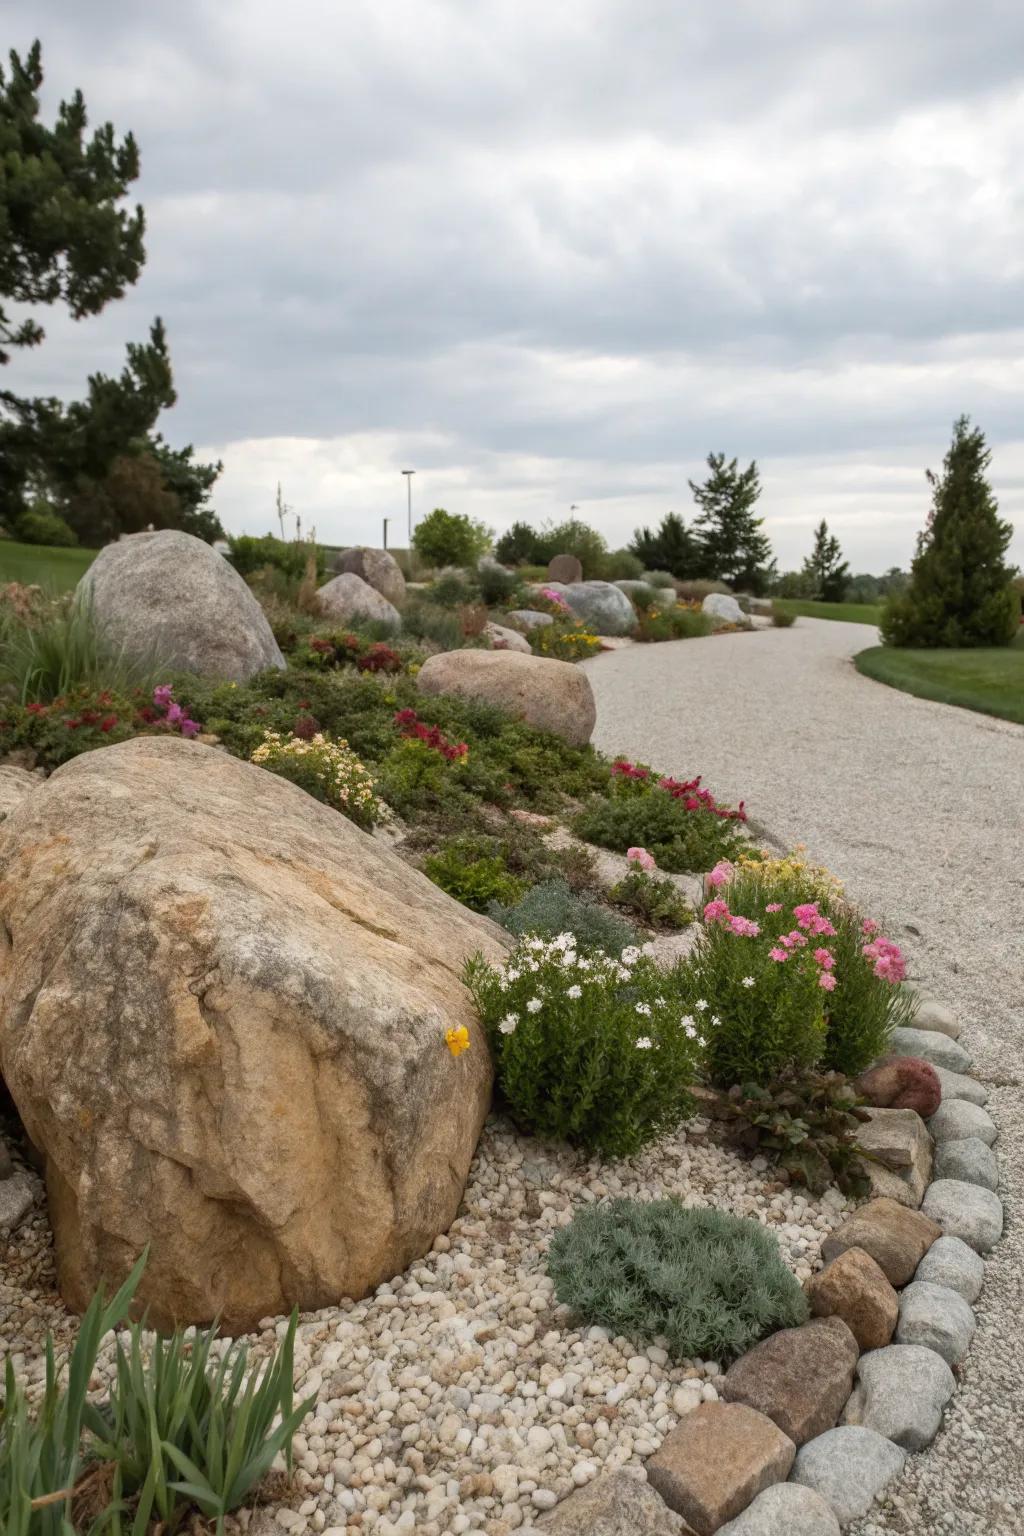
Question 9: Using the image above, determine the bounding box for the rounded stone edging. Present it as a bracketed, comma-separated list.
[619, 989, 1003, 1536]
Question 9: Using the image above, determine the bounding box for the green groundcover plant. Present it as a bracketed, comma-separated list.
[573, 760, 747, 874]
[488, 878, 639, 956]
[424, 834, 528, 912]
[548, 1200, 809, 1362]
[608, 869, 693, 930]
[465, 934, 699, 1157]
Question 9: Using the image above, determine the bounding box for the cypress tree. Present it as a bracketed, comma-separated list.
[689, 453, 775, 593]
[881, 417, 1017, 648]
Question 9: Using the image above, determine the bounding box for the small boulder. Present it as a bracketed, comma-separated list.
[886, 1027, 971, 1073]
[910, 998, 961, 1039]
[934, 1137, 999, 1191]
[505, 609, 554, 631]
[857, 1107, 932, 1207]
[543, 580, 637, 637]
[717, 1483, 840, 1536]
[484, 621, 531, 654]
[927, 1100, 997, 1146]
[921, 1180, 1003, 1254]
[337, 547, 406, 607]
[855, 1057, 941, 1119]
[721, 1317, 859, 1446]
[315, 572, 401, 631]
[536, 1471, 689, 1535]
[547, 553, 584, 584]
[0, 1172, 35, 1236]
[790, 1426, 905, 1524]
[820, 1198, 940, 1286]
[416, 649, 596, 747]
[842, 1344, 955, 1451]
[702, 592, 745, 625]
[646, 1402, 795, 1536]
[805, 1247, 899, 1351]
[914, 1234, 985, 1302]
[895, 1280, 975, 1365]
[78, 529, 285, 682]
[932, 1064, 988, 1106]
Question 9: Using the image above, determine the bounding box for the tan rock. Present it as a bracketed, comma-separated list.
[863, 1159, 928, 1209]
[0, 765, 39, 822]
[538, 1472, 693, 1534]
[721, 1317, 859, 1446]
[856, 1057, 941, 1118]
[416, 648, 596, 746]
[337, 547, 406, 607]
[547, 552, 583, 583]
[315, 571, 401, 630]
[820, 1198, 941, 1286]
[0, 736, 506, 1331]
[805, 1248, 899, 1351]
[484, 621, 531, 654]
[858, 1107, 933, 1207]
[646, 1402, 795, 1535]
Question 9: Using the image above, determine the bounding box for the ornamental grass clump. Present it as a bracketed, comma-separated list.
[250, 729, 386, 828]
[465, 935, 700, 1157]
[488, 877, 639, 956]
[548, 1200, 809, 1362]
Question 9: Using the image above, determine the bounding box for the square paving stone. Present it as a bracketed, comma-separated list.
[646, 1402, 796, 1535]
[721, 1317, 858, 1445]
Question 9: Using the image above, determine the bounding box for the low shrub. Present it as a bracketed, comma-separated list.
[430, 570, 477, 609]
[488, 877, 639, 955]
[16, 505, 79, 547]
[529, 616, 603, 662]
[0, 687, 139, 765]
[718, 1072, 872, 1196]
[675, 579, 732, 601]
[547, 1200, 810, 1361]
[608, 869, 693, 929]
[228, 533, 324, 580]
[771, 609, 797, 628]
[465, 935, 699, 1156]
[412, 507, 492, 569]
[401, 599, 466, 652]
[250, 729, 387, 828]
[573, 763, 747, 874]
[424, 834, 527, 911]
[477, 562, 519, 606]
[634, 605, 713, 644]
[600, 549, 645, 580]
[643, 570, 677, 590]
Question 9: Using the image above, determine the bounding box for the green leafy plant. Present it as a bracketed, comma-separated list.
[717, 1072, 872, 1196]
[465, 935, 699, 1156]
[771, 609, 796, 628]
[85, 1311, 314, 1536]
[477, 563, 519, 607]
[0, 687, 139, 767]
[634, 604, 713, 644]
[429, 570, 477, 609]
[608, 869, 693, 929]
[0, 1253, 145, 1536]
[573, 776, 747, 874]
[424, 835, 527, 911]
[488, 877, 639, 955]
[528, 617, 603, 662]
[228, 534, 324, 580]
[412, 508, 492, 569]
[548, 1201, 809, 1361]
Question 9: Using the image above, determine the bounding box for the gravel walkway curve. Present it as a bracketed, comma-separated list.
[583, 619, 1024, 1536]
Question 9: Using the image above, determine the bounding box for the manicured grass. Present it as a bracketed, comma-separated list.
[773, 598, 883, 626]
[0, 539, 97, 591]
[855, 630, 1024, 726]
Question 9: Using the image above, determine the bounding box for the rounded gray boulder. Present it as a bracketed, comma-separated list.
[315, 571, 401, 631]
[78, 529, 285, 682]
[842, 1344, 955, 1451]
[542, 580, 637, 636]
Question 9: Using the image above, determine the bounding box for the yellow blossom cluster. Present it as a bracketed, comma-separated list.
[250, 730, 386, 825]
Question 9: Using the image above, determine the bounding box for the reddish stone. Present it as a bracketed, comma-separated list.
[856, 1056, 941, 1118]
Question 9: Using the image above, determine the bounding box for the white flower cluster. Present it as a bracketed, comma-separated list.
[251, 729, 386, 822]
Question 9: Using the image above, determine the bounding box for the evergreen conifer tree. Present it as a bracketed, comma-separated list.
[802, 519, 850, 602]
[628, 512, 700, 577]
[689, 454, 775, 592]
[880, 417, 1017, 648]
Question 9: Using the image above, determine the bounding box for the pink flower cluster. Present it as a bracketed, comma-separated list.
[626, 846, 656, 871]
[702, 898, 761, 937]
[152, 685, 201, 738]
[862, 933, 906, 984]
[541, 586, 571, 610]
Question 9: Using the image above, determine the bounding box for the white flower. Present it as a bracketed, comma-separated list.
[621, 945, 641, 964]
[616, 967, 632, 983]
[528, 961, 540, 973]
[742, 976, 756, 988]
[655, 996, 666, 1007]
[505, 967, 521, 983]
[567, 984, 582, 999]
[554, 932, 575, 949]
[695, 999, 709, 1012]
[635, 1002, 651, 1016]
[527, 938, 546, 952]
[498, 1014, 518, 1034]
[560, 951, 578, 967]
[576, 957, 592, 970]
[681, 1014, 698, 1038]
[636, 1036, 653, 1050]
[711, 1014, 721, 1026]
[526, 998, 543, 1014]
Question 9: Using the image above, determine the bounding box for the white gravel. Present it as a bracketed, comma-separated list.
[585, 619, 1024, 1536]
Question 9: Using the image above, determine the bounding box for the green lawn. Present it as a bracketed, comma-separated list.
[855, 630, 1024, 726]
[773, 597, 883, 625]
[0, 540, 97, 592]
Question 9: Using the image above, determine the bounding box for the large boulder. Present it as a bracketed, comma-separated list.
[336, 547, 406, 607]
[315, 571, 401, 631]
[0, 737, 505, 1331]
[702, 592, 745, 625]
[541, 581, 637, 637]
[547, 553, 583, 584]
[416, 650, 596, 746]
[77, 530, 285, 682]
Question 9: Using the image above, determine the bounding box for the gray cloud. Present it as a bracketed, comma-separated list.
[5, 0, 1024, 568]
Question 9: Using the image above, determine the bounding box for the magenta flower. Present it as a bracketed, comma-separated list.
[768, 947, 789, 962]
[626, 846, 656, 871]
[813, 947, 836, 970]
[706, 860, 733, 889]
[819, 971, 837, 991]
[728, 915, 761, 937]
[165, 701, 184, 726]
[703, 898, 730, 924]
[180, 718, 201, 738]
[153, 684, 174, 710]
[793, 902, 820, 929]
[862, 917, 880, 936]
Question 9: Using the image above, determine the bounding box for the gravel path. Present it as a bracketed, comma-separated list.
[584, 619, 1024, 1536]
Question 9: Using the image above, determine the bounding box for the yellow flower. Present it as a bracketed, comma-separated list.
[445, 1025, 471, 1057]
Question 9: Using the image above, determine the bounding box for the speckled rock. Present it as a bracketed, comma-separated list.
[886, 1027, 971, 1074]
[315, 571, 402, 631]
[547, 553, 584, 584]
[820, 1198, 940, 1286]
[857, 1107, 932, 1207]
[417, 648, 597, 746]
[842, 1344, 956, 1451]
[805, 1247, 898, 1351]
[896, 1280, 976, 1364]
[537, 1471, 691, 1534]
[932, 1064, 988, 1106]
[716, 1481, 840, 1536]
[485, 621, 531, 654]
[855, 1057, 941, 1119]
[543, 580, 638, 637]
[914, 1234, 986, 1302]
[790, 1426, 906, 1524]
[910, 998, 961, 1039]
[336, 547, 406, 607]
[702, 592, 745, 625]
[721, 1318, 858, 1445]
[505, 608, 554, 631]
[933, 1136, 999, 1191]
[927, 1100, 997, 1146]
[0, 765, 38, 822]
[646, 1402, 795, 1535]
[921, 1179, 1003, 1253]
[0, 1172, 34, 1235]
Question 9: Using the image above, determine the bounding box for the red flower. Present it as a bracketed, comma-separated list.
[99, 715, 119, 733]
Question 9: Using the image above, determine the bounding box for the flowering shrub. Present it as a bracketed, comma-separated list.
[0, 687, 137, 765]
[250, 730, 386, 828]
[295, 632, 406, 674]
[139, 684, 201, 737]
[573, 764, 747, 873]
[393, 708, 468, 760]
[709, 861, 915, 1076]
[529, 617, 603, 662]
[634, 605, 713, 643]
[465, 935, 700, 1156]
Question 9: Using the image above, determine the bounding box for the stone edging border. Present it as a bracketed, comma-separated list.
[531, 991, 1003, 1536]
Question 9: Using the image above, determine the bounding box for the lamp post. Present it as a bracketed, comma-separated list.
[401, 469, 415, 546]
[382, 516, 391, 550]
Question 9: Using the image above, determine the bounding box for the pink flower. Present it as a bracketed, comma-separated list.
[810, 915, 838, 937]
[181, 718, 201, 738]
[862, 918, 879, 936]
[703, 899, 730, 924]
[793, 902, 820, 929]
[706, 860, 733, 888]
[626, 847, 656, 871]
[765, 902, 783, 913]
[768, 947, 789, 962]
[728, 915, 761, 937]
[813, 947, 836, 970]
[819, 971, 837, 991]
[862, 935, 906, 983]
[165, 701, 184, 727]
[153, 684, 174, 710]
[784, 929, 808, 948]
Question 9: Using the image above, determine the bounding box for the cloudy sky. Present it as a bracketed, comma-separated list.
[8, 0, 1024, 570]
